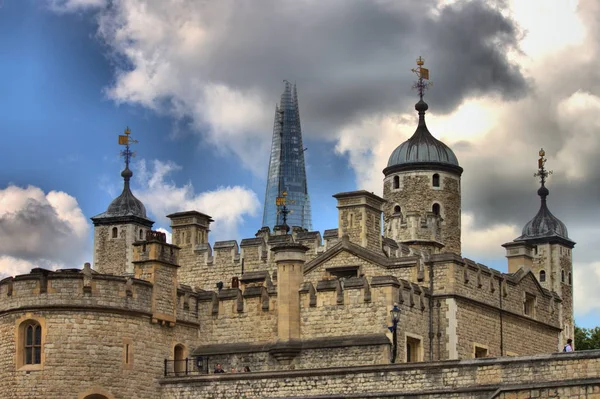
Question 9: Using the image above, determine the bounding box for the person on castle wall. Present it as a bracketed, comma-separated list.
[243, 366, 251, 372]
[214, 363, 225, 373]
[231, 367, 237, 373]
[563, 338, 574, 352]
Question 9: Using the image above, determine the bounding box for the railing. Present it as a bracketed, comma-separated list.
[164, 357, 210, 377]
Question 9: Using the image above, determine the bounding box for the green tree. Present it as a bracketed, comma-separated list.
[574, 326, 600, 350]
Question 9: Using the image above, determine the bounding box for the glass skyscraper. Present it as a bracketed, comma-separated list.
[262, 81, 313, 231]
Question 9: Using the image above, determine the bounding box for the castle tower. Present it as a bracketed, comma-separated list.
[167, 211, 214, 286]
[382, 58, 463, 255]
[333, 190, 385, 252]
[91, 128, 153, 275]
[133, 230, 180, 326]
[503, 149, 575, 347]
[262, 81, 312, 231]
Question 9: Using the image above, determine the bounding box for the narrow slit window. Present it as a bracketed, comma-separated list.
[432, 174, 440, 187]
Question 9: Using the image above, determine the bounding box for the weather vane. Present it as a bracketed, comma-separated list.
[118, 127, 138, 169]
[276, 190, 291, 227]
[411, 56, 432, 100]
[534, 148, 553, 186]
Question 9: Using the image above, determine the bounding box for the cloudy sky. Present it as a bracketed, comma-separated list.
[0, 0, 598, 328]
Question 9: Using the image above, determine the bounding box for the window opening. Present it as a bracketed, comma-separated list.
[24, 323, 42, 365]
[474, 346, 488, 358]
[432, 174, 440, 187]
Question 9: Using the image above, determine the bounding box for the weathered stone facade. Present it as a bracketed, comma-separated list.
[383, 170, 461, 255]
[0, 97, 591, 398]
[160, 351, 600, 398]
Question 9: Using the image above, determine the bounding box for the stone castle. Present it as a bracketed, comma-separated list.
[1, 65, 598, 399]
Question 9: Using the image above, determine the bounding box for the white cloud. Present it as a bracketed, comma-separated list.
[133, 159, 260, 242]
[573, 261, 600, 316]
[0, 185, 90, 278]
[555, 91, 600, 180]
[461, 213, 520, 261]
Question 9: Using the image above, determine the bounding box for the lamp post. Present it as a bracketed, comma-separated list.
[390, 303, 400, 363]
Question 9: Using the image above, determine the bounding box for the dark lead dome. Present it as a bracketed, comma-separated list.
[385, 100, 461, 174]
[517, 185, 569, 241]
[91, 166, 153, 226]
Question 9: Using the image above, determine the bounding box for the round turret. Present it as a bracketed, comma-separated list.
[382, 99, 463, 255]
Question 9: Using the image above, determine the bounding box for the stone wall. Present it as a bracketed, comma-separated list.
[197, 289, 278, 345]
[0, 308, 198, 399]
[93, 224, 128, 275]
[160, 351, 600, 399]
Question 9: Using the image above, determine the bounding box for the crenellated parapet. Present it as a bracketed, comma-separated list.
[428, 253, 562, 329]
[0, 265, 153, 316]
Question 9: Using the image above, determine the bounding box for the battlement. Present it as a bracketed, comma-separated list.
[0, 264, 202, 325]
[175, 223, 421, 292]
[428, 254, 562, 328]
[0, 265, 154, 316]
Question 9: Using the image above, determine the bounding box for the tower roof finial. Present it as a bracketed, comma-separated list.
[411, 56, 433, 102]
[533, 148, 553, 200]
[118, 127, 138, 180]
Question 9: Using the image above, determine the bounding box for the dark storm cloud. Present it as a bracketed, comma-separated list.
[198, 0, 527, 136]
[0, 198, 80, 265]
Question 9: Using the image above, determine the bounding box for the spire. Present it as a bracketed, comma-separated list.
[262, 81, 313, 231]
[516, 149, 572, 243]
[411, 56, 433, 128]
[534, 148, 552, 201]
[91, 127, 151, 224]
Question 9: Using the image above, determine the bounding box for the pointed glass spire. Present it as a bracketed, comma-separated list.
[262, 81, 312, 231]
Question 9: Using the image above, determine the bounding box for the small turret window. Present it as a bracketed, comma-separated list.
[561, 270, 565, 283]
[432, 174, 440, 187]
[539, 270, 546, 282]
[139, 229, 144, 240]
[568, 272, 572, 285]
[394, 205, 401, 214]
[112, 227, 118, 239]
[393, 176, 400, 189]
[432, 203, 440, 216]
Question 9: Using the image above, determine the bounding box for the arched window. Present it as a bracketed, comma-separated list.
[432, 203, 440, 216]
[24, 322, 42, 365]
[174, 344, 186, 374]
[561, 270, 565, 283]
[112, 227, 118, 239]
[568, 272, 572, 285]
[393, 176, 400, 189]
[139, 229, 144, 240]
[393, 205, 401, 214]
[432, 173, 440, 187]
[539, 270, 546, 282]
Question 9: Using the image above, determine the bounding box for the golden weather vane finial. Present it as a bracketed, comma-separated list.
[534, 148, 552, 187]
[118, 127, 138, 170]
[411, 56, 432, 100]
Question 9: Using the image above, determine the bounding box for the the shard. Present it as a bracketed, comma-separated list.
[262, 81, 312, 231]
